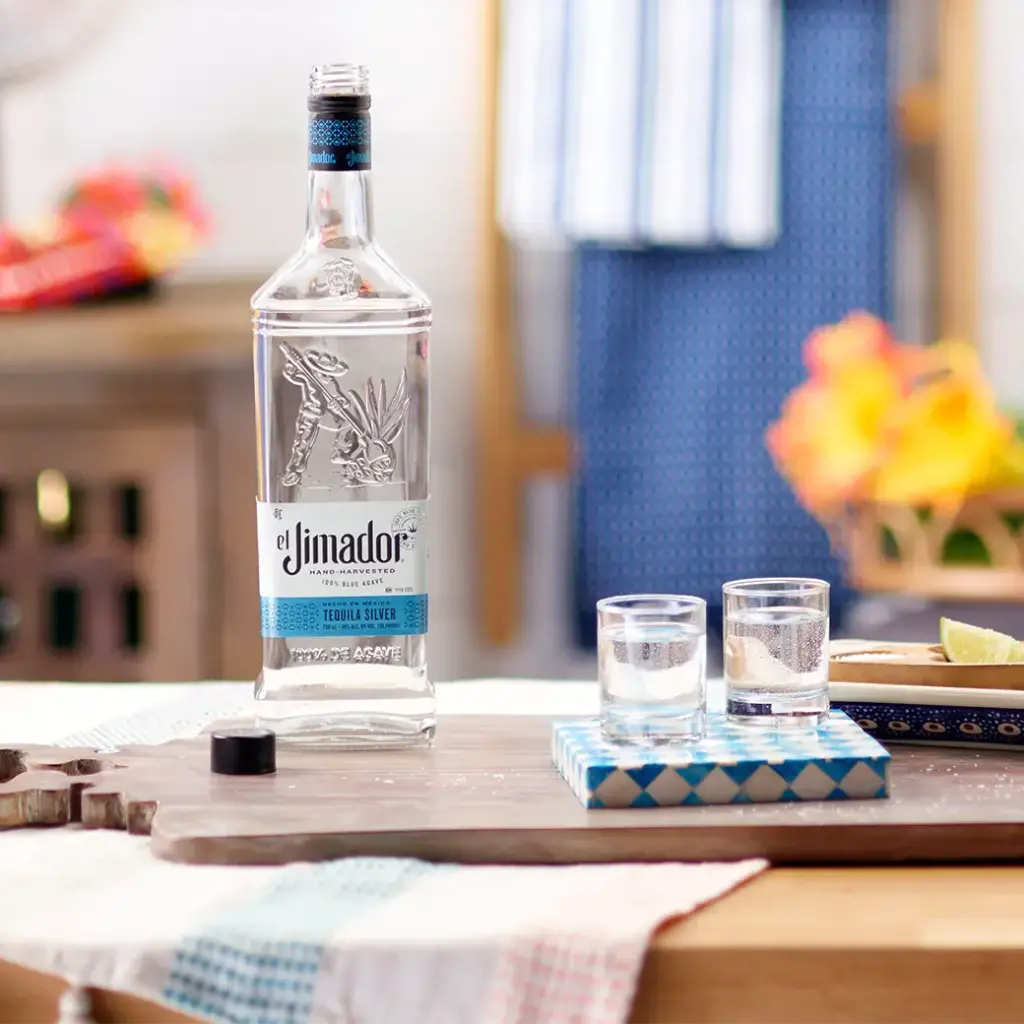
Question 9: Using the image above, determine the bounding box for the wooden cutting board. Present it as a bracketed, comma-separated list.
[830, 640, 1024, 689]
[5, 715, 1024, 865]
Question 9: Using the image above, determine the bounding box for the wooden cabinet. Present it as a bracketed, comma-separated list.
[0, 281, 260, 682]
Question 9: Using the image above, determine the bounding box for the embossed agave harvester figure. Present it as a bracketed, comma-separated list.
[279, 346, 350, 487]
[279, 341, 409, 488]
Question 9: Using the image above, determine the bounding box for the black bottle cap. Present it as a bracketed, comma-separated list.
[210, 728, 276, 776]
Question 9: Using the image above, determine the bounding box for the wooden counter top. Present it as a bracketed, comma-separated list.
[4, 865, 1024, 1023]
[635, 866, 1024, 1022]
[0, 279, 257, 371]
[662, 865, 1024, 950]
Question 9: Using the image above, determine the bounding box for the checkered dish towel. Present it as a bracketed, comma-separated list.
[0, 829, 764, 1024]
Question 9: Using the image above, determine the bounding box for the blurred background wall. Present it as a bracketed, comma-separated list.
[0, 0, 1019, 681]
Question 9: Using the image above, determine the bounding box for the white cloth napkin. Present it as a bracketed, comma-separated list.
[716, 0, 783, 246]
[0, 829, 765, 1024]
[498, 0, 783, 249]
[496, 0, 569, 246]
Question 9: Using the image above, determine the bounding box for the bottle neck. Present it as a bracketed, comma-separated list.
[305, 169, 374, 247]
[305, 109, 374, 246]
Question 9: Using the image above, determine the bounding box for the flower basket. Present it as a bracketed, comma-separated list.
[840, 490, 1024, 602]
[767, 313, 1024, 601]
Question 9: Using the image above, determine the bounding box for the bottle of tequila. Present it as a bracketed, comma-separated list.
[251, 64, 433, 748]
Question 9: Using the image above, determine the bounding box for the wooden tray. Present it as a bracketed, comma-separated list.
[5, 715, 1024, 865]
[830, 640, 1024, 689]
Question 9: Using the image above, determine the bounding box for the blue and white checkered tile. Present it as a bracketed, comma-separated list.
[553, 712, 890, 808]
[162, 858, 452, 1024]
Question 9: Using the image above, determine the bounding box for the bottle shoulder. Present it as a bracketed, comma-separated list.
[251, 240, 430, 317]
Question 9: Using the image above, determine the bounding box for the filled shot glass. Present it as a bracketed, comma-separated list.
[597, 595, 707, 744]
[723, 578, 830, 727]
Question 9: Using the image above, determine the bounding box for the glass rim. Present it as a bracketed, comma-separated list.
[596, 593, 706, 613]
[722, 577, 829, 598]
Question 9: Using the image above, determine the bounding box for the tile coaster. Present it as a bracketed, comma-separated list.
[552, 711, 890, 809]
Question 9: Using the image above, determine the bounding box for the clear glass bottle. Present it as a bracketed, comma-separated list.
[251, 64, 433, 748]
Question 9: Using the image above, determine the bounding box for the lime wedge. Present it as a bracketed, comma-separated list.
[939, 617, 1024, 664]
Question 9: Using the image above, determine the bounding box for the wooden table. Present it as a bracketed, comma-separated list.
[0, 279, 254, 372]
[2, 683, 1023, 1024]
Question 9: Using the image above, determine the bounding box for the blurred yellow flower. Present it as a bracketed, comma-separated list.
[871, 376, 1013, 506]
[767, 316, 1024, 519]
[767, 313, 908, 517]
[121, 208, 199, 277]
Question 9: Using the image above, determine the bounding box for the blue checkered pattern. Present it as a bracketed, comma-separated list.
[572, 0, 893, 645]
[553, 712, 889, 808]
[162, 858, 450, 1024]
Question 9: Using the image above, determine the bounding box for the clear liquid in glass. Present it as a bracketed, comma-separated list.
[599, 621, 706, 744]
[724, 606, 829, 726]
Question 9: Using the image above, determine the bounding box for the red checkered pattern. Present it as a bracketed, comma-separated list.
[488, 936, 641, 1024]
[483, 861, 767, 1023]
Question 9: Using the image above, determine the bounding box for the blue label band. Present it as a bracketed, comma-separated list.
[261, 594, 426, 638]
[308, 114, 371, 171]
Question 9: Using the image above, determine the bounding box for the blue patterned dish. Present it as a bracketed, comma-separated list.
[832, 681, 1024, 750]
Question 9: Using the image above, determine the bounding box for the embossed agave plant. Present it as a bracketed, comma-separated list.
[278, 342, 410, 487]
[331, 371, 410, 485]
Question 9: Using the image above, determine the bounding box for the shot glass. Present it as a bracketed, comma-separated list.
[597, 595, 707, 745]
[723, 578, 830, 727]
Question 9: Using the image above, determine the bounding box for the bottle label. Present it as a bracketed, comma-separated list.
[308, 113, 371, 171]
[257, 499, 427, 638]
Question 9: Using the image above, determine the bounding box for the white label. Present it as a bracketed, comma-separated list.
[257, 500, 428, 639]
[257, 499, 427, 598]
